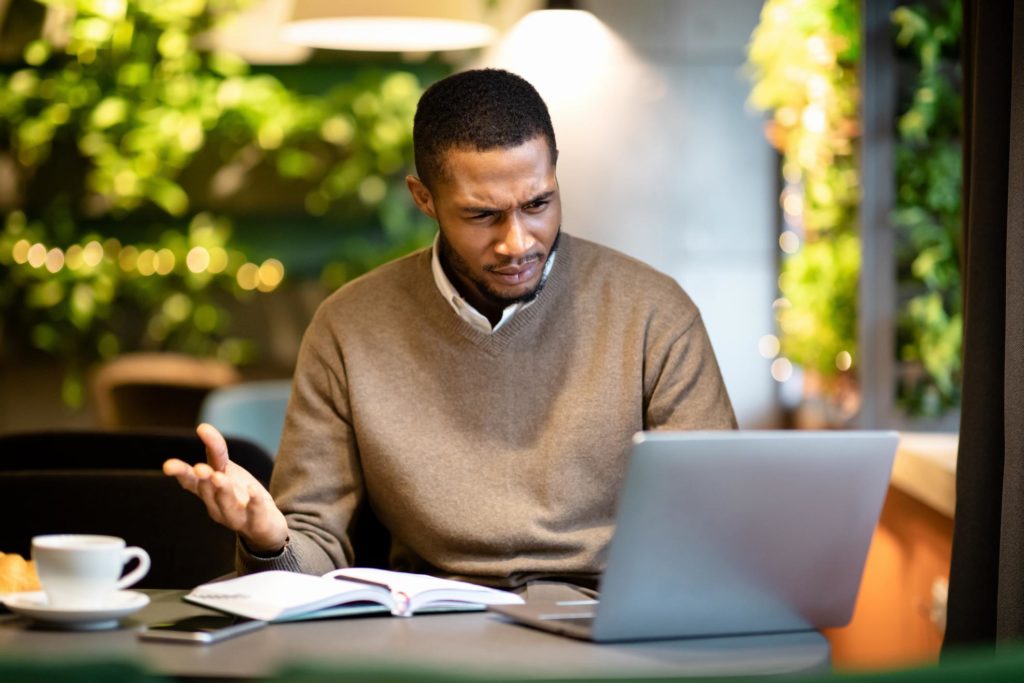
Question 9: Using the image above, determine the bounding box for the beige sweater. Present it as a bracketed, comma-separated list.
[238, 233, 736, 587]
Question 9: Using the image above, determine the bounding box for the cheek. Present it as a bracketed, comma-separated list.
[528, 209, 561, 237]
[446, 230, 492, 264]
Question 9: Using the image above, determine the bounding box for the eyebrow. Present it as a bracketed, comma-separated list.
[460, 190, 556, 215]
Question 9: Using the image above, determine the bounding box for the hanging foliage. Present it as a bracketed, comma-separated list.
[746, 0, 861, 416]
[891, 0, 963, 417]
[746, 0, 963, 420]
[0, 0, 432, 405]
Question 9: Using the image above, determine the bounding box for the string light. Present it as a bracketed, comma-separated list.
[257, 258, 284, 292]
[186, 246, 211, 273]
[27, 243, 46, 268]
[45, 247, 64, 273]
[236, 262, 259, 290]
[154, 248, 175, 275]
[7, 233, 286, 298]
[208, 247, 228, 274]
[136, 249, 156, 276]
[65, 244, 84, 270]
[119, 245, 139, 271]
[83, 240, 104, 267]
[12, 239, 31, 264]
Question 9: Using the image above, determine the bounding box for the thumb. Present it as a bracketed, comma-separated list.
[196, 422, 230, 472]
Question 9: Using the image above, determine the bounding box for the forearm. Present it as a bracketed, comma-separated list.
[237, 319, 365, 575]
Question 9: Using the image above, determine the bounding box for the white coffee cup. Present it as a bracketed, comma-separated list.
[31, 534, 151, 609]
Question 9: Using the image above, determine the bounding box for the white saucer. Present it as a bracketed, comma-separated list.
[1, 590, 150, 630]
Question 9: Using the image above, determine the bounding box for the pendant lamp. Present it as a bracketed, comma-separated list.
[280, 0, 499, 52]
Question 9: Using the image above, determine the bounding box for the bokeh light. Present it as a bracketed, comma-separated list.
[779, 230, 801, 254]
[770, 357, 794, 382]
[236, 262, 259, 290]
[758, 334, 781, 359]
[186, 246, 210, 273]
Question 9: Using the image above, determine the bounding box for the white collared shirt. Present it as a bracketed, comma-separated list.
[430, 234, 556, 334]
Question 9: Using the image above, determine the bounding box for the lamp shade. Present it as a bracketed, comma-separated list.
[281, 0, 499, 52]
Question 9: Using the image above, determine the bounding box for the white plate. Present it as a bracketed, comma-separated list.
[1, 590, 150, 630]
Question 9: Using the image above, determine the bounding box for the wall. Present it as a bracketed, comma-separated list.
[477, 0, 779, 427]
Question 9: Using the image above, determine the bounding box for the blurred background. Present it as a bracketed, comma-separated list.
[0, 0, 962, 435]
[0, 0, 962, 668]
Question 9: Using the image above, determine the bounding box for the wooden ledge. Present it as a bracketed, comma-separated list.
[891, 432, 958, 519]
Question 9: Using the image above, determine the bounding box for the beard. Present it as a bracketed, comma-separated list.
[438, 228, 561, 311]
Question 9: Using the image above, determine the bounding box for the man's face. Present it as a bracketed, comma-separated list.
[407, 136, 561, 318]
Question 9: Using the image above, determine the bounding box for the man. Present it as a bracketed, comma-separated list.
[165, 69, 736, 592]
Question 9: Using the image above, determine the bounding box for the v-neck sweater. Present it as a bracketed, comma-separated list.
[238, 233, 737, 588]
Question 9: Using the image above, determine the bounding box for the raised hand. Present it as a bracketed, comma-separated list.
[163, 423, 288, 554]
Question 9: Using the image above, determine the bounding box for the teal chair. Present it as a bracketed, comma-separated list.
[198, 380, 292, 459]
[198, 377, 392, 568]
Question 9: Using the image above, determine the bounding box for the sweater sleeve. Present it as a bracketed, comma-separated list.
[236, 309, 365, 576]
[643, 311, 738, 431]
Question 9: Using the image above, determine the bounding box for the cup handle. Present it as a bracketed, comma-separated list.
[116, 546, 151, 590]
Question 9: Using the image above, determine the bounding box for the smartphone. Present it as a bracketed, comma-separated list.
[138, 614, 267, 644]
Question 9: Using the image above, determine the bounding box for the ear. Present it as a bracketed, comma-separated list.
[406, 175, 437, 219]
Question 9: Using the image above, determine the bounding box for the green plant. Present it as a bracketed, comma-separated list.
[0, 0, 432, 404]
[891, 0, 962, 417]
[746, 0, 861, 403]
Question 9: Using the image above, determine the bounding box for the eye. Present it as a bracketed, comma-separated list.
[524, 200, 549, 212]
[469, 211, 494, 221]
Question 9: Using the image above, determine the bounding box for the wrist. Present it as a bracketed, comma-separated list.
[240, 532, 288, 558]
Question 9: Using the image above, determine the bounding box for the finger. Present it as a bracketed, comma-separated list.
[163, 458, 199, 493]
[194, 468, 228, 526]
[196, 423, 230, 472]
[213, 471, 250, 505]
[212, 472, 249, 529]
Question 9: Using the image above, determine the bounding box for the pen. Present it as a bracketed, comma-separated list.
[331, 574, 391, 590]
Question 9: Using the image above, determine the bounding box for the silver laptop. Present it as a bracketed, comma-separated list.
[490, 430, 898, 642]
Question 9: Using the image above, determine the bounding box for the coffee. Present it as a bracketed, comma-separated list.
[31, 535, 150, 609]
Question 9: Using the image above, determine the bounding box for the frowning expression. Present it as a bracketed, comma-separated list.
[407, 135, 561, 322]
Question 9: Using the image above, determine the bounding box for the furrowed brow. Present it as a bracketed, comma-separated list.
[459, 189, 555, 215]
[460, 203, 499, 215]
[523, 190, 555, 206]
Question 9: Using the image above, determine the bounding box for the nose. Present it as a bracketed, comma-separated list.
[496, 214, 535, 258]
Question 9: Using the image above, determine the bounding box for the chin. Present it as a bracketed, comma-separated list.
[491, 282, 541, 306]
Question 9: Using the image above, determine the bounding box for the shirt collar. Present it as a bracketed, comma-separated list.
[430, 234, 557, 334]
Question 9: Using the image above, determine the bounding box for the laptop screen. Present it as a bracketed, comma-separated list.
[590, 430, 897, 642]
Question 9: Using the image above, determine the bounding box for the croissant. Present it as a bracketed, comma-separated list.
[0, 552, 42, 593]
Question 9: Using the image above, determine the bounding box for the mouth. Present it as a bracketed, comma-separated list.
[487, 258, 540, 286]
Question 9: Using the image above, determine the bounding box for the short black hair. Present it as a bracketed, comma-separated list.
[413, 69, 558, 189]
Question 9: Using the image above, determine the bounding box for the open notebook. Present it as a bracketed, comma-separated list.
[490, 430, 898, 642]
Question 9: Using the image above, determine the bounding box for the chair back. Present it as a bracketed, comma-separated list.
[91, 353, 241, 429]
[0, 430, 273, 588]
[198, 380, 292, 458]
